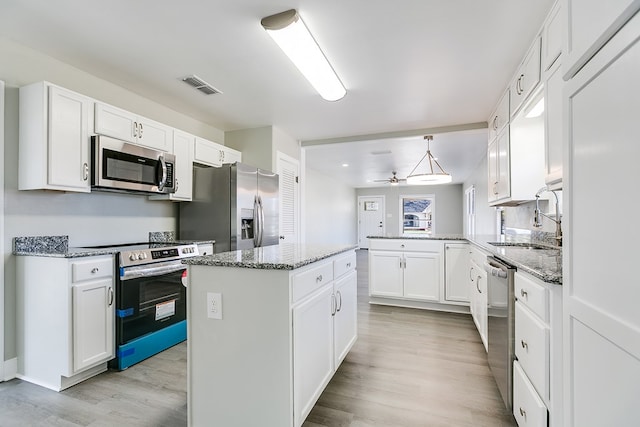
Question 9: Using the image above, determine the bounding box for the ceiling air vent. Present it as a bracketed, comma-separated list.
[181, 75, 222, 95]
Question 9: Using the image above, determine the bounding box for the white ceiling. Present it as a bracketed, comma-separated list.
[0, 0, 554, 188]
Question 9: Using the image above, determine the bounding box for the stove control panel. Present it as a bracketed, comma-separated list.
[120, 244, 200, 267]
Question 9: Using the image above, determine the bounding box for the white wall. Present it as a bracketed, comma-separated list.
[225, 126, 273, 171]
[357, 184, 464, 235]
[1, 38, 226, 363]
[305, 168, 357, 245]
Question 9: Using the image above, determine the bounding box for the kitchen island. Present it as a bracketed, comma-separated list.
[183, 243, 357, 427]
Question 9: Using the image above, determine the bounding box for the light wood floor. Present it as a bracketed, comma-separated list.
[0, 250, 515, 426]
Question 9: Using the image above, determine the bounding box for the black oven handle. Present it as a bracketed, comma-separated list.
[120, 261, 186, 281]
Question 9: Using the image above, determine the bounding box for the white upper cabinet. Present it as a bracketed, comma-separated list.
[488, 90, 510, 142]
[194, 137, 241, 167]
[563, 0, 640, 79]
[19, 82, 92, 193]
[150, 130, 195, 202]
[542, 1, 563, 71]
[544, 59, 563, 189]
[510, 37, 542, 118]
[94, 102, 171, 152]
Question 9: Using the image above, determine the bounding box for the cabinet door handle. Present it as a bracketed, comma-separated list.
[175, 178, 179, 192]
[493, 182, 499, 195]
[520, 289, 528, 299]
[108, 287, 114, 306]
[493, 116, 498, 130]
[331, 294, 336, 316]
[519, 407, 527, 418]
[316, 274, 323, 283]
[517, 74, 525, 95]
[336, 290, 342, 312]
[91, 267, 99, 274]
[469, 266, 475, 282]
[133, 121, 138, 138]
[521, 339, 528, 350]
[138, 122, 143, 138]
[83, 163, 89, 181]
[476, 275, 482, 293]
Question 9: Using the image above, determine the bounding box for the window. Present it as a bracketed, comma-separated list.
[399, 195, 434, 235]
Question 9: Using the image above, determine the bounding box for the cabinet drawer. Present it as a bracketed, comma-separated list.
[333, 251, 356, 279]
[292, 261, 334, 304]
[513, 361, 548, 427]
[515, 272, 548, 321]
[369, 239, 442, 252]
[515, 302, 549, 401]
[469, 245, 489, 267]
[71, 257, 114, 282]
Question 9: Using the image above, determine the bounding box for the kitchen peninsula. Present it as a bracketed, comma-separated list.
[183, 243, 357, 427]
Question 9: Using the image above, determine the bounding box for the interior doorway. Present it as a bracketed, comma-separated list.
[277, 151, 300, 245]
[357, 196, 385, 249]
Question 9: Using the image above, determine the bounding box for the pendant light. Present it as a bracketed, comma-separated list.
[406, 135, 452, 185]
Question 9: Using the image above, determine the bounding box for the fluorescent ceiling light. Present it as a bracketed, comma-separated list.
[406, 135, 452, 185]
[261, 9, 346, 101]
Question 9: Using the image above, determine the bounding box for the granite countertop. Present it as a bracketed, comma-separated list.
[368, 234, 466, 240]
[183, 243, 358, 270]
[367, 234, 562, 284]
[12, 235, 215, 258]
[468, 235, 562, 284]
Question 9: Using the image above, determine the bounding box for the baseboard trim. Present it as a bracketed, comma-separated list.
[3, 357, 18, 381]
[369, 297, 471, 314]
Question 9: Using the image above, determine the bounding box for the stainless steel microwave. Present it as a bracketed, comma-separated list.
[91, 135, 176, 194]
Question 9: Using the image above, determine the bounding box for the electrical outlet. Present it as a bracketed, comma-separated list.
[207, 292, 222, 320]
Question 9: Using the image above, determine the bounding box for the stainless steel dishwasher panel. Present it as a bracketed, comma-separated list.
[485, 256, 516, 412]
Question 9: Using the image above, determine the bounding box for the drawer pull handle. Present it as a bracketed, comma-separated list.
[520, 289, 528, 299]
[316, 274, 323, 283]
[400, 244, 405, 248]
[346, 262, 351, 268]
[519, 407, 527, 418]
[91, 268, 99, 274]
[521, 340, 528, 350]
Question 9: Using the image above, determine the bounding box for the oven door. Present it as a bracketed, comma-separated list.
[117, 262, 187, 345]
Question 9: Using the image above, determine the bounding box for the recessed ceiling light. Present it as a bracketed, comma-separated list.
[342, 163, 349, 167]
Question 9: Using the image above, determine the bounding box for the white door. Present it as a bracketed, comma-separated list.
[357, 196, 385, 249]
[277, 152, 300, 244]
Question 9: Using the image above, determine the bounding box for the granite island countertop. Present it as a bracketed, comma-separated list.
[183, 243, 358, 270]
[368, 234, 562, 284]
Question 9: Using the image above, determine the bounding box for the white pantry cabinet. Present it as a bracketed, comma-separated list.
[563, 10, 640, 427]
[17, 255, 115, 391]
[94, 102, 171, 152]
[444, 242, 470, 303]
[19, 81, 92, 192]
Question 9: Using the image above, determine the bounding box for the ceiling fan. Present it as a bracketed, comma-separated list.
[373, 171, 406, 185]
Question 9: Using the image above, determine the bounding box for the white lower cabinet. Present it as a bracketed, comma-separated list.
[513, 271, 562, 427]
[17, 255, 115, 391]
[292, 257, 357, 427]
[368, 239, 445, 304]
[469, 258, 488, 351]
[444, 243, 470, 303]
[293, 284, 334, 426]
[514, 361, 548, 427]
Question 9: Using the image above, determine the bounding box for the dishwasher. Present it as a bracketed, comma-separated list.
[484, 256, 516, 412]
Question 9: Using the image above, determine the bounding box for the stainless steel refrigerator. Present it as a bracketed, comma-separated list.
[179, 162, 279, 253]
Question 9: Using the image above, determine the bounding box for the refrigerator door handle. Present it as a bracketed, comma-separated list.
[258, 195, 265, 247]
[253, 195, 260, 247]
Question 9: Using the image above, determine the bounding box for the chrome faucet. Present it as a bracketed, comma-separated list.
[534, 186, 562, 247]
